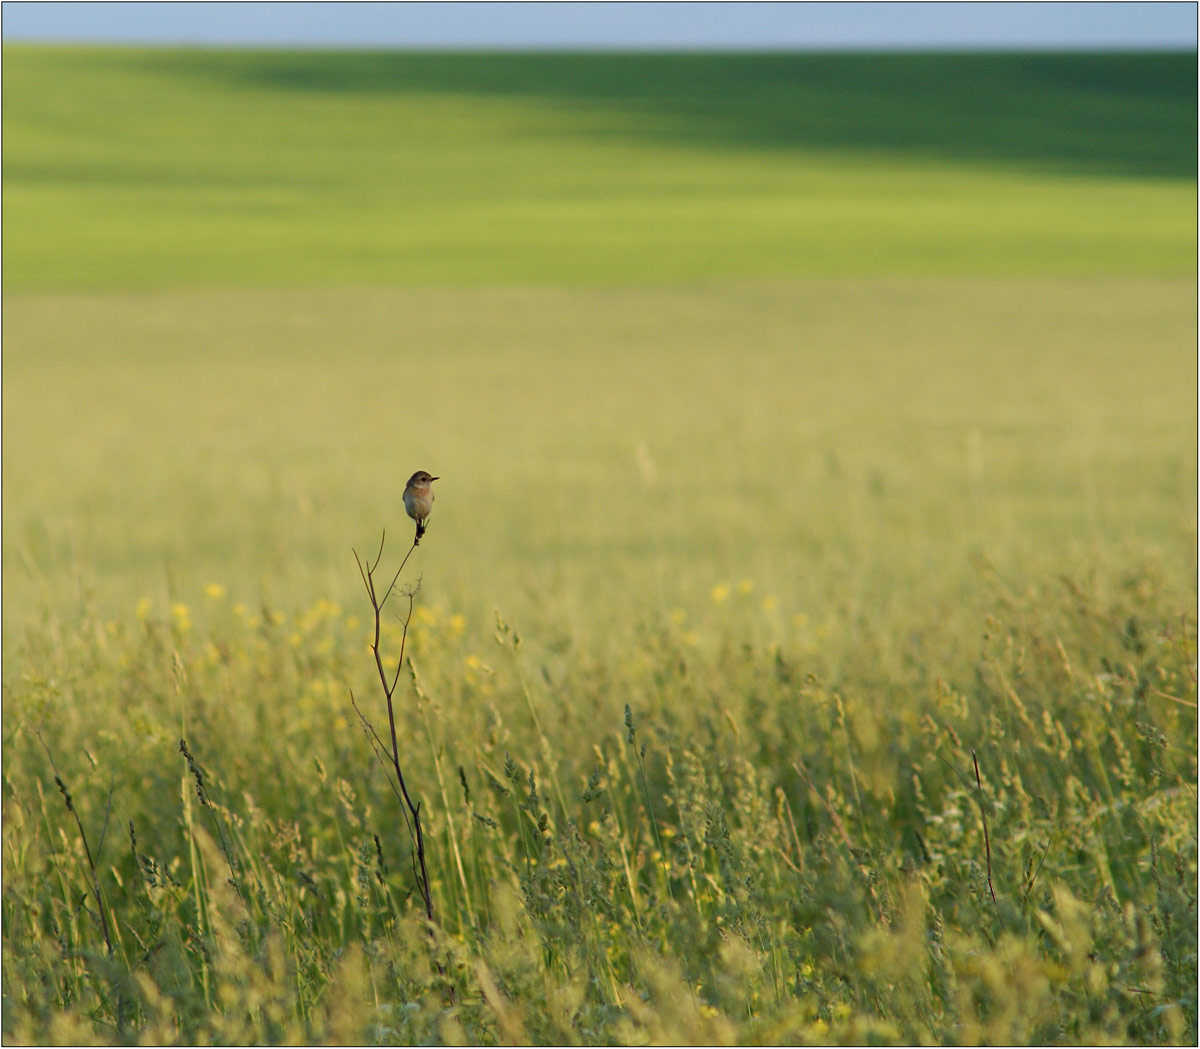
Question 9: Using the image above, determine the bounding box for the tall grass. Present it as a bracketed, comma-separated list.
[3, 551, 1194, 1042]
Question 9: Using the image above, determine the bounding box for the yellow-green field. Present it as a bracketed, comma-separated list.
[3, 47, 1196, 1044]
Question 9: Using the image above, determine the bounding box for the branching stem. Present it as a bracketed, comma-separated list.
[352, 531, 435, 925]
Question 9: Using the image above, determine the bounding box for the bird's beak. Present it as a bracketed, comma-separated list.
[430, 476, 440, 482]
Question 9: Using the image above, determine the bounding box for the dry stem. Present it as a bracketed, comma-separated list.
[352, 529, 435, 924]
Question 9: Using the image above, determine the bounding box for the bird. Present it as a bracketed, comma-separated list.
[403, 470, 439, 545]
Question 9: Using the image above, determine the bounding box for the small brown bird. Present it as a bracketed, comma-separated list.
[403, 470, 439, 544]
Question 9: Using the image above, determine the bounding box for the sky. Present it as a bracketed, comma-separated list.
[1, 1, 1195, 50]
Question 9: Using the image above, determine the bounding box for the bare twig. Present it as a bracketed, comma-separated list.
[352, 531, 435, 925]
[349, 690, 408, 812]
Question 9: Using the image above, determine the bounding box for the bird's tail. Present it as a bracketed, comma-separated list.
[415, 519, 427, 545]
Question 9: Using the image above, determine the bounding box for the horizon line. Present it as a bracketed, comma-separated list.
[3, 38, 1195, 53]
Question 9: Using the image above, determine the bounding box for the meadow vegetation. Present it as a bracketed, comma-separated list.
[3, 47, 1196, 1044]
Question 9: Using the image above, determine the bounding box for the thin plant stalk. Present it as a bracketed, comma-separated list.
[353, 530, 435, 925]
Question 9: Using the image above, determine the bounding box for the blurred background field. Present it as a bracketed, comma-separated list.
[3, 47, 1195, 642]
[3, 48, 1195, 291]
[2, 43, 1196, 1045]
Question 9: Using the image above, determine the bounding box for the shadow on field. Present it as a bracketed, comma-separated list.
[135, 49, 1196, 178]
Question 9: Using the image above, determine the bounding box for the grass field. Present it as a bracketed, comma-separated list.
[3, 47, 1197, 1044]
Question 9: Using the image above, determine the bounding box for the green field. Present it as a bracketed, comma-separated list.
[3, 47, 1197, 1044]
